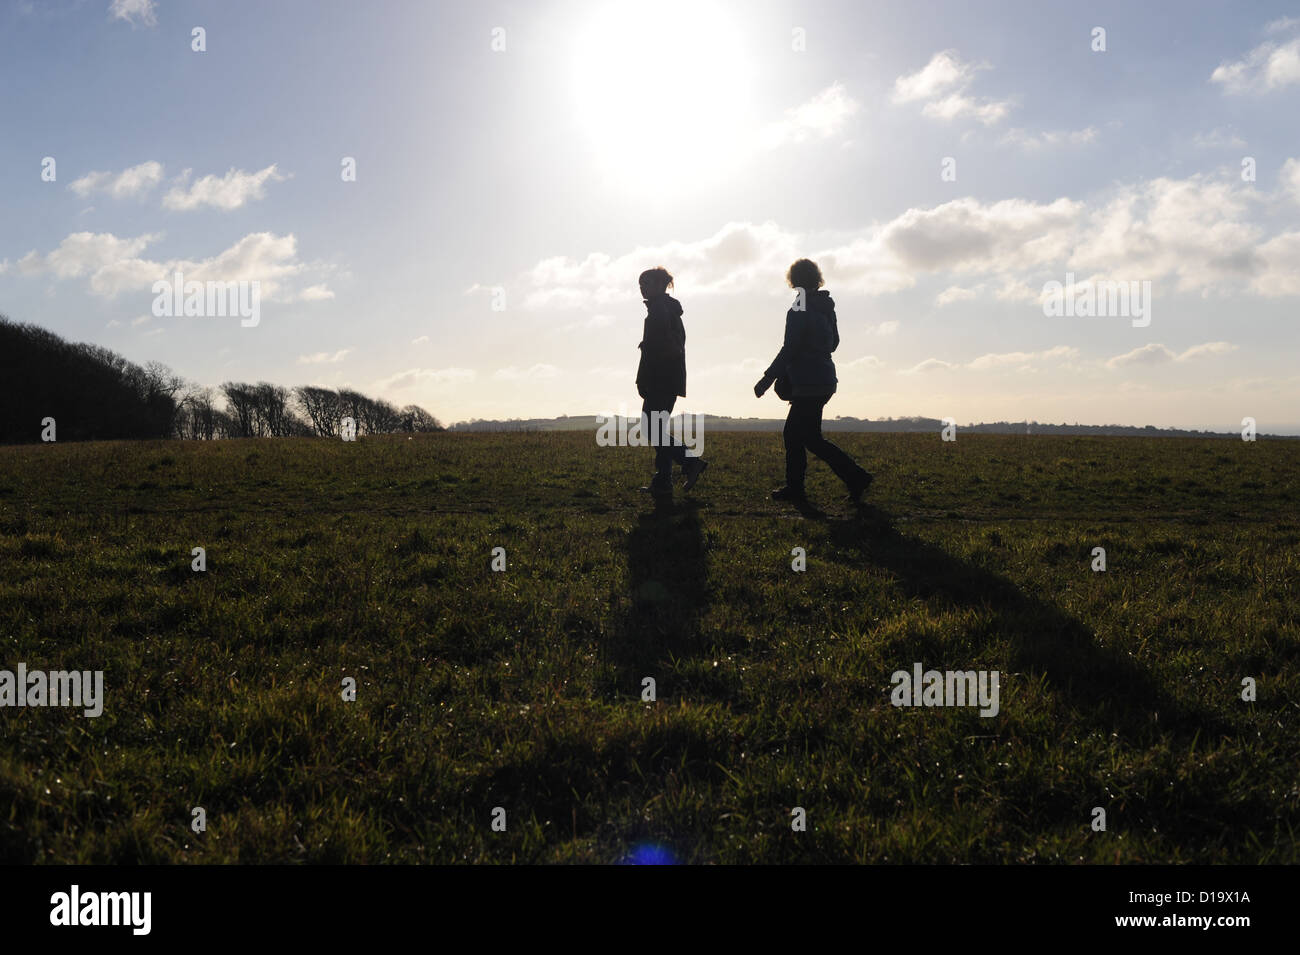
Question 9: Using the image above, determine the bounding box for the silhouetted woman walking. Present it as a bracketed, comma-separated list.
[636, 267, 707, 497]
[753, 258, 872, 503]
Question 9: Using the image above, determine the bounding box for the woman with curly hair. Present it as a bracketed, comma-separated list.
[754, 258, 872, 503]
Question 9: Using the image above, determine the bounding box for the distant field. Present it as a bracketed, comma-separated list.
[0, 431, 1296, 863]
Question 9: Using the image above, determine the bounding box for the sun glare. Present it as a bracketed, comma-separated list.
[570, 0, 756, 191]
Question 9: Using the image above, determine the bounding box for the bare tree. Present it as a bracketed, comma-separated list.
[221, 382, 259, 437]
[294, 385, 342, 437]
[336, 388, 365, 432]
[356, 395, 401, 434]
[212, 408, 238, 439]
[254, 382, 297, 437]
[178, 386, 218, 440]
[400, 404, 443, 432]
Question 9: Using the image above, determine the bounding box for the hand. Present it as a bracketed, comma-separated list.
[754, 375, 771, 398]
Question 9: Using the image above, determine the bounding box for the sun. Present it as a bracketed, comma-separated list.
[570, 0, 756, 191]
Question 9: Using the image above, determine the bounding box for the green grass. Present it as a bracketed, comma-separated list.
[0, 431, 1296, 863]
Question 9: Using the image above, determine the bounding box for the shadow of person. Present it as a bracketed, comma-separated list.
[605, 498, 711, 691]
[813, 503, 1230, 743]
[790, 497, 827, 521]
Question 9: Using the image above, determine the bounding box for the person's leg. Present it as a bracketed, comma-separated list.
[642, 394, 685, 486]
[802, 396, 870, 487]
[659, 395, 688, 470]
[783, 399, 816, 491]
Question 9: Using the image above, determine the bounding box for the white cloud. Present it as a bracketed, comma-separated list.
[1253, 231, 1300, 295]
[900, 358, 955, 374]
[19, 230, 330, 303]
[993, 278, 1043, 303]
[299, 284, 334, 301]
[865, 320, 900, 335]
[892, 50, 1013, 125]
[1282, 158, 1300, 204]
[922, 93, 1010, 125]
[1001, 126, 1098, 150]
[1176, 341, 1237, 361]
[936, 285, 978, 306]
[163, 164, 285, 211]
[1106, 341, 1237, 369]
[760, 82, 860, 148]
[411, 335, 430, 345]
[374, 367, 477, 391]
[519, 219, 925, 309]
[844, 355, 883, 370]
[130, 314, 150, 327]
[967, 346, 1078, 370]
[69, 161, 163, 199]
[1106, 344, 1175, 368]
[1211, 32, 1300, 93]
[896, 346, 1079, 373]
[516, 167, 1300, 311]
[966, 350, 1032, 369]
[1193, 127, 1247, 149]
[522, 220, 802, 309]
[877, 196, 1083, 275]
[109, 0, 156, 27]
[892, 50, 972, 102]
[38, 232, 160, 280]
[1052, 175, 1300, 299]
[493, 364, 559, 381]
[298, 349, 352, 364]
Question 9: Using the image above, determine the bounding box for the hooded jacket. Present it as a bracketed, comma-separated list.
[764, 289, 839, 397]
[636, 293, 687, 399]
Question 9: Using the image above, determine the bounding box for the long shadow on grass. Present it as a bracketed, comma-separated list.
[456, 495, 719, 861]
[603, 495, 712, 690]
[813, 501, 1274, 854]
[809, 501, 1230, 743]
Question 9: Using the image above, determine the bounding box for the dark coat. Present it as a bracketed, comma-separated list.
[636, 293, 686, 399]
[764, 289, 840, 397]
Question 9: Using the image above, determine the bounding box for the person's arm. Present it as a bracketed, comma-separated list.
[755, 311, 798, 396]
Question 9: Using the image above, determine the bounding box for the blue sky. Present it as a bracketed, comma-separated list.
[2, 0, 1298, 431]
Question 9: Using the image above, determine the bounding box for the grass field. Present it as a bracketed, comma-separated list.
[0, 430, 1297, 863]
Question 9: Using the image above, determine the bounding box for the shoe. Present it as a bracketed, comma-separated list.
[846, 470, 874, 503]
[683, 457, 708, 491]
[771, 486, 806, 502]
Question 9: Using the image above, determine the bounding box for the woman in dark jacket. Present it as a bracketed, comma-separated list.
[754, 258, 872, 503]
[636, 267, 706, 497]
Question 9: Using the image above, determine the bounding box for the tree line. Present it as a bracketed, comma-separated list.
[1, 315, 442, 443]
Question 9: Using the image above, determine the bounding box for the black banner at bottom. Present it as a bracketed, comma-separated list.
[2, 863, 1287, 941]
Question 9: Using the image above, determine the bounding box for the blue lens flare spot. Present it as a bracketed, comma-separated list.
[624, 843, 676, 865]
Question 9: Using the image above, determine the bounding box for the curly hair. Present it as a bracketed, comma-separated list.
[786, 258, 824, 291]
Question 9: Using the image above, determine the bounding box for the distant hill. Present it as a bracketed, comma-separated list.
[448, 414, 1292, 439]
